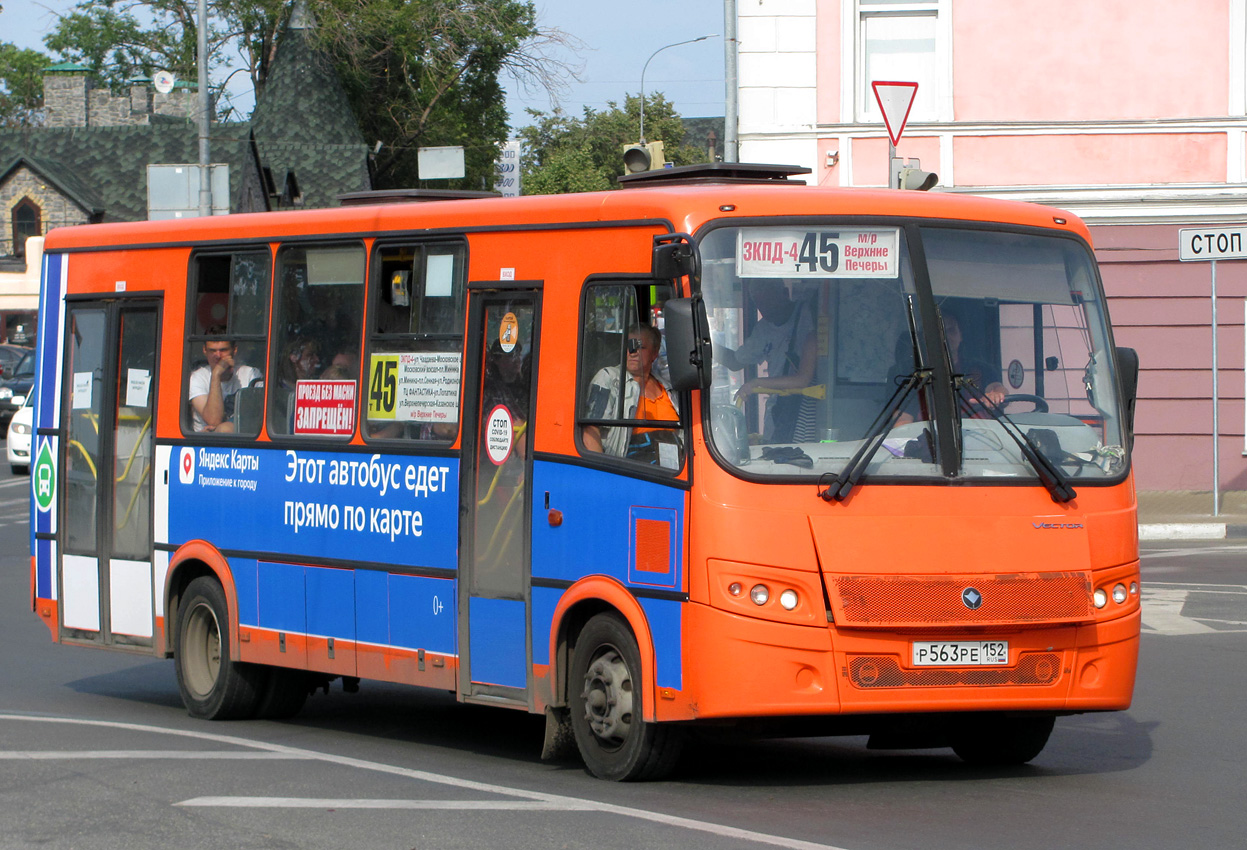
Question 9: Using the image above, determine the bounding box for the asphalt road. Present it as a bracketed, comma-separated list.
[1, 462, 1244, 850]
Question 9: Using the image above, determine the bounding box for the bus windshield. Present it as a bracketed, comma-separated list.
[699, 222, 1128, 484]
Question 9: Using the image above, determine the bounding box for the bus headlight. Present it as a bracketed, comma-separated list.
[779, 589, 799, 611]
[750, 584, 770, 606]
[1112, 583, 1128, 605]
[1093, 588, 1108, 609]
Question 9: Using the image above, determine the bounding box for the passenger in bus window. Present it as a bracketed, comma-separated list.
[717, 280, 817, 443]
[483, 339, 528, 414]
[325, 346, 359, 379]
[188, 328, 262, 433]
[583, 324, 682, 467]
[279, 337, 322, 389]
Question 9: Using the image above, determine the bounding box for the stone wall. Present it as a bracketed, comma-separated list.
[43, 74, 88, 128]
[43, 72, 198, 128]
[0, 167, 89, 256]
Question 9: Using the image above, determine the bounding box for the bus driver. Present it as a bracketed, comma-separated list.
[582, 324, 681, 467]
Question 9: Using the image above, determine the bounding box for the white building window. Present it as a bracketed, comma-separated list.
[856, 0, 944, 123]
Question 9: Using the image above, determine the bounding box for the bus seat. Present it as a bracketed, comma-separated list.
[233, 386, 265, 434]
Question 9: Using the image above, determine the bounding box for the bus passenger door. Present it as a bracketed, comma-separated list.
[459, 289, 539, 705]
[57, 300, 160, 649]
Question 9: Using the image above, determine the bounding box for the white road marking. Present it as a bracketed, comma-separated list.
[0, 714, 848, 850]
[1142, 544, 1247, 558]
[1141, 583, 1247, 634]
[179, 797, 599, 810]
[1145, 581, 1247, 592]
[0, 750, 313, 760]
[1141, 588, 1217, 634]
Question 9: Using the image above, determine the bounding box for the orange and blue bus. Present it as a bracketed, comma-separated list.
[29, 164, 1140, 780]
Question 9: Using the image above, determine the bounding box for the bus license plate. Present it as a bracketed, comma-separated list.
[912, 641, 1008, 666]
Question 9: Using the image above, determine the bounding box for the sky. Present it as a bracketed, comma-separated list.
[1, 0, 728, 130]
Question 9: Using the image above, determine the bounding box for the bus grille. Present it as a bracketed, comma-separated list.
[848, 653, 1062, 689]
[830, 572, 1092, 627]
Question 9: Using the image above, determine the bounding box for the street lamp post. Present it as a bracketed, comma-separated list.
[639, 34, 717, 143]
[196, 0, 212, 216]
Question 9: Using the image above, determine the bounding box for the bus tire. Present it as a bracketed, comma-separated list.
[253, 667, 310, 720]
[174, 576, 264, 720]
[950, 714, 1055, 766]
[569, 613, 683, 781]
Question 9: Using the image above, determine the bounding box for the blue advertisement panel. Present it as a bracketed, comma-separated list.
[166, 446, 459, 571]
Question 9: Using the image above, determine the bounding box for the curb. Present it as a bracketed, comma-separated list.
[1138, 523, 1247, 541]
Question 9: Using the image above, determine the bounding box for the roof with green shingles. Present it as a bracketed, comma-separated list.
[1, 20, 369, 222]
[248, 23, 370, 210]
[0, 123, 254, 221]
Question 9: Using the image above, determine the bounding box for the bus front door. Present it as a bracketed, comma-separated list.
[57, 300, 160, 650]
[459, 290, 539, 705]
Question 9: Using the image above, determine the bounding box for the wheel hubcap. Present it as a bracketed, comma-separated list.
[581, 647, 633, 746]
[183, 601, 222, 698]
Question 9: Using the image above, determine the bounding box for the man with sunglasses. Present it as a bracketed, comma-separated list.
[582, 324, 681, 468]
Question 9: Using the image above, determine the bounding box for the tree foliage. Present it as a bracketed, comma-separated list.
[24, 0, 575, 189]
[41, 0, 290, 118]
[516, 93, 704, 195]
[0, 43, 52, 128]
[310, 0, 562, 190]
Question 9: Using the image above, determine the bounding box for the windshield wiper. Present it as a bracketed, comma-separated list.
[820, 369, 930, 503]
[954, 378, 1077, 504]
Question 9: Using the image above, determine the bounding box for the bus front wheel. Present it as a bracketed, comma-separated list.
[950, 714, 1055, 766]
[569, 613, 683, 781]
[174, 576, 264, 720]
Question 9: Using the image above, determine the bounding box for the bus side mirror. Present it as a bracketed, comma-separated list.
[653, 233, 699, 281]
[1116, 346, 1139, 441]
[664, 297, 712, 392]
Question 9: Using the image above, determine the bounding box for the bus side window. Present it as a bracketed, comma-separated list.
[577, 281, 683, 470]
[269, 244, 366, 438]
[183, 249, 271, 437]
[364, 241, 466, 442]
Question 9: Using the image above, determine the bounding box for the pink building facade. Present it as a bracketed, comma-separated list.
[736, 0, 1247, 492]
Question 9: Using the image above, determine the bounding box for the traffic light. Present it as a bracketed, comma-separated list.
[622, 140, 667, 174]
[890, 156, 938, 190]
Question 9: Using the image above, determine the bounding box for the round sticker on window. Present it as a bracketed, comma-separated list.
[499, 312, 519, 353]
[486, 404, 513, 464]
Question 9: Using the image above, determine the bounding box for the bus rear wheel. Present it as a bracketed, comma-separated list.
[569, 613, 683, 781]
[174, 576, 264, 720]
[950, 714, 1055, 766]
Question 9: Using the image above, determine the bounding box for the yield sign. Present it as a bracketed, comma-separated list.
[872, 80, 919, 147]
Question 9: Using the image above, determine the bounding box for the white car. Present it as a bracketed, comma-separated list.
[7, 392, 33, 474]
